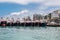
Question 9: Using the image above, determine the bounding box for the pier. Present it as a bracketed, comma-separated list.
[0, 21, 47, 26]
[0, 20, 60, 27]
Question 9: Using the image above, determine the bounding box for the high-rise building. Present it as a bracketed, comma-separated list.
[22, 16, 31, 21]
[33, 14, 43, 21]
[51, 10, 60, 19]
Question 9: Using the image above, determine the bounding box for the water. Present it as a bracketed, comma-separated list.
[0, 26, 60, 40]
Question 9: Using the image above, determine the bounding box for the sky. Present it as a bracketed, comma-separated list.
[0, 0, 60, 18]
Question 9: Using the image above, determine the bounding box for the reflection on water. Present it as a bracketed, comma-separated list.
[0, 26, 60, 40]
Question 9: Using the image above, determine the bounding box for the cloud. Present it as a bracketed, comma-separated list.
[1, 0, 60, 17]
[0, 0, 60, 6]
[10, 10, 29, 15]
[0, 0, 43, 5]
[43, 0, 60, 6]
[14, 0, 60, 14]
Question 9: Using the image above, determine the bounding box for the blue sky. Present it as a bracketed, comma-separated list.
[0, 0, 60, 18]
[0, 2, 39, 16]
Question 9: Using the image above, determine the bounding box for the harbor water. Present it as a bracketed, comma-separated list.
[0, 26, 60, 40]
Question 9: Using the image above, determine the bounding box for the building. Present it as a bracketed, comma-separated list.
[45, 10, 60, 20]
[45, 10, 60, 23]
[33, 14, 43, 21]
[22, 16, 31, 21]
[51, 10, 60, 19]
[44, 13, 51, 20]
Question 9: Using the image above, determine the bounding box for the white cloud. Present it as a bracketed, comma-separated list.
[0, 0, 43, 5]
[34, 0, 60, 16]
[0, 0, 60, 6]
[10, 10, 29, 15]
[43, 0, 60, 6]
[1, 0, 60, 17]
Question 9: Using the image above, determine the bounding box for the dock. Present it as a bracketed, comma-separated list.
[0, 21, 47, 26]
[0, 20, 60, 27]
